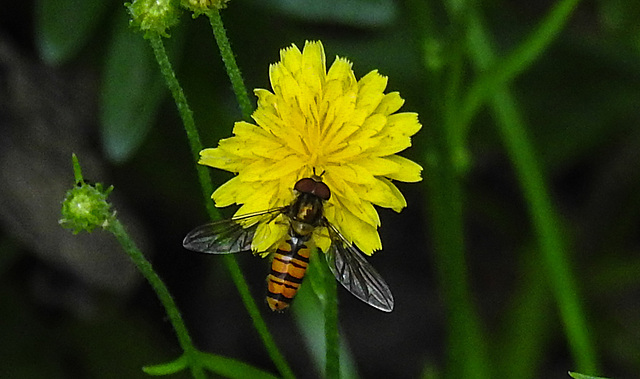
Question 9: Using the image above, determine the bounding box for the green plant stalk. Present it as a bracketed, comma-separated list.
[462, 7, 597, 372]
[495, 246, 553, 379]
[220, 255, 295, 379]
[458, 0, 581, 137]
[426, 10, 491, 379]
[292, 253, 359, 378]
[148, 34, 217, 219]
[322, 253, 340, 379]
[421, 70, 492, 378]
[405, 1, 490, 377]
[424, 144, 490, 379]
[148, 34, 295, 379]
[105, 218, 206, 379]
[207, 9, 253, 121]
[489, 87, 597, 373]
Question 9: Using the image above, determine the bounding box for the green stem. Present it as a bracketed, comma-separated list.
[429, 10, 490, 379]
[489, 87, 597, 373]
[407, 1, 490, 378]
[496, 246, 553, 379]
[207, 9, 253, 121]
[323, 254, 340, 379]
[463, 7, 598, 374]
[106, 218, 206, 379]
[222, 255, 296, 379]
[148, 34, 217, 219]
[148, 34, 295, 379]
[424, 148, 489, 379]
[458, 0, 581, 138]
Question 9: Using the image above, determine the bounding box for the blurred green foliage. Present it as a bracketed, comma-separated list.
[0, 0, 638, 378]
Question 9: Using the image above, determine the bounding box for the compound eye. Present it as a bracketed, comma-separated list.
[294, 177, 332, 200]
[313, 182, 331, 201]
[294, 178, 317, 195]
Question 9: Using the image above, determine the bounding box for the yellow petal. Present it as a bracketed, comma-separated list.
[387, 112, 421, 136]
[312, 226, 332, 253]
[384, 155, 423, 182]
[277, 71, 303, 113]
[199, 147, 243, 172]
[326, 173, 380, 227]
[254, 88, 277, 111]
[300, 41, 326, 95]
[357, 70, 387, 116]
[231, 122, 289, 158]
[241, 155, 304, 181]
[252, 219, 287, 255]
[366, 134, 412, 156]
[375, 92, 404, 115]
[352, 156, 399, 177]
[326, 57, 355, 88]
[361, 181, 406, 211]
[277, 44, 302, 80]
[379, 178, 407, 212]
[225, 179, 266, 204]
[211, 177, 241, 207]
[337, 209, 382, 255]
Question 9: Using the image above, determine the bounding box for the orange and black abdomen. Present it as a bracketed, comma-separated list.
[267, 236, 310, 311]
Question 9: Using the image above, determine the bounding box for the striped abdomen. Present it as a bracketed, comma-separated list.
[267, 235, 310, 311]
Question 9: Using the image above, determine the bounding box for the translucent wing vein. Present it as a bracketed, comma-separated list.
[183, 208, 286, 254]
[183, 220, 256, 254]
[325, 223, 394, 312]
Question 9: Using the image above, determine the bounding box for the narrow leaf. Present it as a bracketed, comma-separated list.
[196, 351, 281, 379]
[100, 12, 166, 163]
[568, 372, 612, 379]
[35, 0, 110, 64]
[143, 355, 187, 376]
[259, 0, 398, 27]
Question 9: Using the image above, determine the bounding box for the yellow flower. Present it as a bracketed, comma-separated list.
[200, 41, 422, 256]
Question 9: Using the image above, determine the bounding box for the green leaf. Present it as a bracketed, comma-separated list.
[35, 0, 110, 64]
[195, 351, 281, 379]
[100, 12, 168, 163]
[142, 355, 187, 376]
[305, 250, 330, 306]
[568, 372, 613, 379]
[256, 0, 397, 28]
[291, 251, 360, 379]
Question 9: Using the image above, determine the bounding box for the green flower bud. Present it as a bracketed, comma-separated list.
[127, 0, 181, 38]
[60, 181, 115, 234]
[181, 0, 230, 16]
[60, 154, 115, 234]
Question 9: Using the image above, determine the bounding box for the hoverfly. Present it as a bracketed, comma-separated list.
[183, 175, 394, 312]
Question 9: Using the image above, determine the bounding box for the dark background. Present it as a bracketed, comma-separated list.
[1, 0, 640, 378]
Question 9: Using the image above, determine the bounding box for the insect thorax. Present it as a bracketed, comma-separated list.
[287, 192, 324, 237]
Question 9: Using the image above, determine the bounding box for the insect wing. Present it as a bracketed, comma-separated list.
[183, 208, 285, 254]
[325, 223, 394, 312]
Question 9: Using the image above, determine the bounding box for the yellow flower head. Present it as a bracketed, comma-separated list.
[200, 41, 422, 256]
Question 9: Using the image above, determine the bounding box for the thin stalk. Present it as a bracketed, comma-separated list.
[221, 255, 296, 379]
[106, 218, 206, 379]
[406, 1, 490, 377]
[207, 9, 253, 121]
[148, 34, 217, 219]
[458, 0, 581, 138]
[323, 254, 340, 379]
[489, 87, 597, 373]
[424, 148, 489, 379]
[496, 246, 553, 379]
[463, 7, 598, 373]
[435, 8, 491, 379]
[148, 34, 295, 379]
